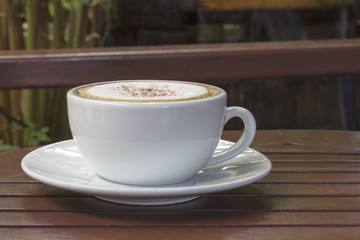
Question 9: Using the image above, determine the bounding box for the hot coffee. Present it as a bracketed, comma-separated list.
[67, 79, 256, 186]
[74, 80, 220, 102]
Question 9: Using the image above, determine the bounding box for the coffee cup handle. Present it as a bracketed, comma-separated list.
[205, 107, 256, 167]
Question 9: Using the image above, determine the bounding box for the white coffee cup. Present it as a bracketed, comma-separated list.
[67, 80, 256, 186]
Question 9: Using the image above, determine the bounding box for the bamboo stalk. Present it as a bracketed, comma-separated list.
[24, 0, 51, 146]
[0, 0, 8, 49]
[89, 4, 98, 47]
[51, 0, 70, 142]
[73, 3, 89, 48]
[38, 0, 49, 49]
[23, 0, 37, 145]
[0, 1, 8, 143]
[0, 91, 11, 143]
[34, 1, 49, 139]
[44, 88, 56, 132]
[6, 0, 24, 147]
[79, 4, 89, 47]
[25, 0, 37, 50]
[53, 0, 65, 48]
[49, 88, 62, 140]
[23, 0, 38, 146]
[6, 0, 23, 50]
[35, 89, 47, 128]
[67, 0, 76, 48]
[9, 90, 22, 146]
[73, 4, 82, 48]
[1, 0, 114, 147]
[100, 1, 111, 47]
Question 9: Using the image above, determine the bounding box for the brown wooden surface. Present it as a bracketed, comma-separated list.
[1, 130, 360, 239]
[198, 0, 356, 10]
[1, 39, 360, 89]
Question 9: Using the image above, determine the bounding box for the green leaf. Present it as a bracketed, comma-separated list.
[27, 124, 51, 147]
[85, 31, 100, 43]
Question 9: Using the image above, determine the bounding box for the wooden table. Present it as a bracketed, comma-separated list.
[1, 130, 360, 239]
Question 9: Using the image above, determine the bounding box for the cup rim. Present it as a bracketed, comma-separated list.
[67, 80, 226, 105]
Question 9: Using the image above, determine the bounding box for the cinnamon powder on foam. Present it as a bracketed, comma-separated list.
[113, 84, 180, 98]
[75, 82, 220, 102]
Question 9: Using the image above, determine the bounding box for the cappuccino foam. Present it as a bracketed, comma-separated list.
[75, 81, 220, 102]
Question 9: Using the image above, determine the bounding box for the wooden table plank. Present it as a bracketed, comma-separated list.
[1, 130, 359, 182]
[0, 146, 37, 182]
[223, 130, 360, 154]
[226, 184, 360, 196]
[1, 227, 359, 240]
[271, 162, 360, 172]
[1, 130, 359, 239]
[1, 211, 360, 227]
[263, 172, 360, 183]
[1, 196, 360, 211]
[268, 154, 360, 162]
[2, 183, 360, 197]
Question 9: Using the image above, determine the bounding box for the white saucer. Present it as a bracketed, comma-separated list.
[21, 140, 271, 205]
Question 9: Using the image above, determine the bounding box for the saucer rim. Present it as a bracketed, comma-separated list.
[21, 139, 271, 199]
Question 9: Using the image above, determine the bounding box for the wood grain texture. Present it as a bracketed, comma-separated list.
[1, 39, 360, 89]
[1, 130, 360, 239]
[223, 129, 360, 154]
[198, 0, 356, 10]
[1, 227, 359, 240]
[1, 211, 360, 226]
